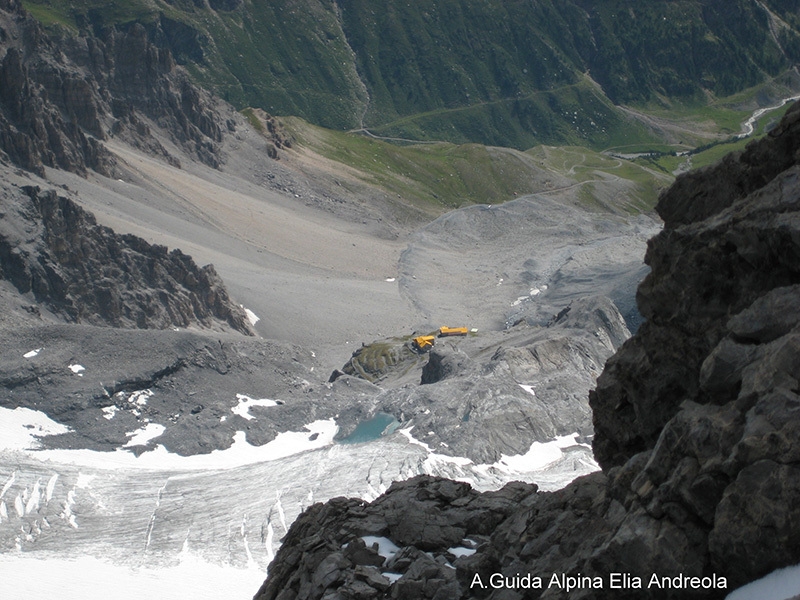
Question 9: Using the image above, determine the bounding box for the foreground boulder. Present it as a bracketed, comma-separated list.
[254, 104, 800, 599]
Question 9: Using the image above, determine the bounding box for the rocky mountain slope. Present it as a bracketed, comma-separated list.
[9, 0, 795, 596]
[253, 105, 800, 600]
[19, 0, 800, 149]
[0, 0, 650, 466]
[0, 184, 252, 333]
[0, 0, 226, 176]
[330, 295, 630, 465]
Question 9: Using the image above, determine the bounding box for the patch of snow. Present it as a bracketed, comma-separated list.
[512, 296, 528, 306]
[362, 536, 401, 561]
[25, 480, 41, 514]
[494, 434, 583, 473]
[383, 572, 403, 583]
[240, 517, 258, 570]
[274, 491, 288, 533]
[448, 546, 477, 558]
[1, 471, 15, 499]
[0, 407, 71, 451]
[518, 384, 536, 397]
[512, 287, 542, 306]
[240, 306, 260, 326]
[265, 522, 275, 563]
[60, 488, 78, 528]
[398, 426, 596, 490]
[102, 406, 118, 420]
[24, 419, 339, 471]
[130, 389, 153, 407]
[398, 426, 431, 451]
[233, 394, 280, 420]
[76, 473, 96, 489]
[23, 348, 42, 359]
[364, 483, 381, 501]
[45, 474, 58, 502]
[726, 563, 800, 600]
[399, 427, 473, 474]
[68, 364, 85, 376]
[123, 423, 166, 448]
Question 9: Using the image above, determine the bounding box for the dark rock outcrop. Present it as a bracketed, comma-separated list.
[0, 0, 225, 176]
[420, 346, 472, 385]
[341, 337, 425, 383]
[591, 102, 800, 471]
[0, 185, 253, 334]
[254, 105, 800, 599]
[254, 477, 536, 600]
[0, 44, 111, 177]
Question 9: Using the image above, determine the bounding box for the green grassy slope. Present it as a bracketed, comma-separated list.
[20, 0, 800, 150]
[283, 116, 670, 215]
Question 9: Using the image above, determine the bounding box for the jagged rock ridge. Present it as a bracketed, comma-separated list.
[0, 0, 225, 177]
[0, 184, 253, 334]
[254, 105, 800, 599]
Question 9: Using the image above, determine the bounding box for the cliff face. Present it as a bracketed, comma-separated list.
[254, 105, 800, 599]
[0, 0, 224, 177]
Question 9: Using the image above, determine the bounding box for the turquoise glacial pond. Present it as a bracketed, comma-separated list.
[339, 412, 401, 444]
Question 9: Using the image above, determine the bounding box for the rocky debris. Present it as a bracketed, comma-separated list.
[242, 107, 293, 160]
[398, 193, 657, 337]
[255, 105, 800, 599]
[0, 0, 225, 176]
[0, 320, 327, 455]
[331, 296, 627, 463]
[0, 184, 253, 334]
[253, 476, 535, 600]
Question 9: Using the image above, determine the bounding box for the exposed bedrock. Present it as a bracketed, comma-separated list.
[592, 102, 800, 470]
[254, 105, 800, 600]
[0, 0, 225, 175]
[333, 295, 629, 464]
[0, 184, 252, 334]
